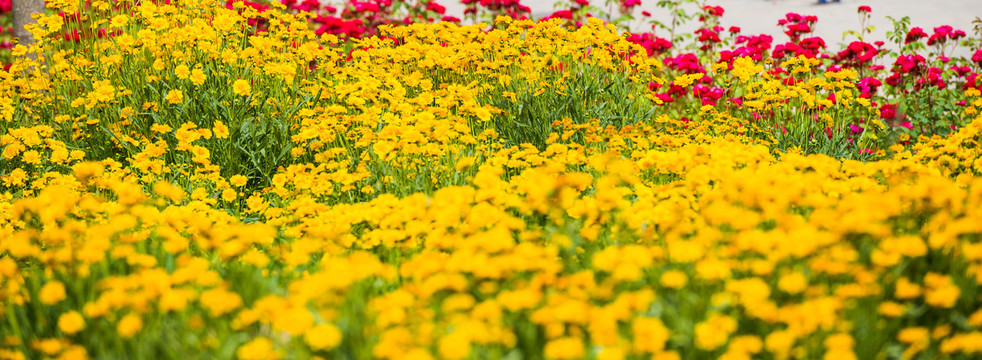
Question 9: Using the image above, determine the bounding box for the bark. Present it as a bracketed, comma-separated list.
[12, 0, 46, 51]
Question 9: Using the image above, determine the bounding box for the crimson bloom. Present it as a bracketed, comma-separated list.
[905, 27, 927, 44]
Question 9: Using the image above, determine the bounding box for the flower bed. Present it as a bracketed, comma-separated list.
[1, 1, 982, 359]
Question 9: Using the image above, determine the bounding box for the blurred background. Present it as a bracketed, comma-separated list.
[439, 0, 982, 56]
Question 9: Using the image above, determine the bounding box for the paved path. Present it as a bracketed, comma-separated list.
[437, 0, 982, 57]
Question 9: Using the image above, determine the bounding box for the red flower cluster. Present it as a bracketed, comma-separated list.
[927, 25, 966, 46]
[663, 53, 707, 74]
[904, 27, 927, 44]
[772, 37, 825, 59]
[694, 27, 723, 51]
[857, 5, 871, 14]
[312, 16, 366, 37]
[835, 41, 878, 68]
[701, 5, 724, 18]
[884, 54, 926, 87]
[917, 66, 947, 90]
[625, 33, 672, 56]
[778, 12, 818, 42]
[282, 0, 330, 12]
[720, 34, 773, 64]
[693, 84, 726, 105]
[462, 0, 530, 19]
[971, 49, 982, 67]
[857, 76, 882, 98]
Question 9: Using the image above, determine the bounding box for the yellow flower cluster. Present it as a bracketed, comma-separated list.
[1, 0, 982, 359]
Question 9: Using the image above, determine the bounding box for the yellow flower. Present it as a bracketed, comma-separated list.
[166, 90, 184, 104]
[898, 327, 930, 344]
[153, 181, 185, 202]
[778, 272, 807, 294]
[117, 314, 143, 338]
[695, 313, 737, 350]
[233, 79, 252, 96]
[237, 337, 281, 360]
[213, 120, 229, 139]
[3, 168, 28, 187]
[632, 317, 669, 353]
[110, 14, 129, 28]
[200, 287, 243, 316]
[222, 188, 237, 202]
[659, 270, 688, 289]
[925, 283, 960, 308]
[21, 150, 41, 165]
[160, 289, 191, 312]
[438, 332, 471, 360]
[175, 64, 191, 79]
[305, 323, 343, 351]
[894, 278, 921, 299]
[58, 311, 85, 334]
[543, 337, 584, 359]
[765, 330, 796, 357]
[40, 281, 67, 305]
[230, 175, 248, 187]
[877, 301, 905, 317]
[190, 68, 207, 85]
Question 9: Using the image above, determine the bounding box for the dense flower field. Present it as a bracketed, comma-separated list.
[1, 0, 982, 359]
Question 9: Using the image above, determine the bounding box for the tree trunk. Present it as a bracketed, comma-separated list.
[13, 0, 46, 51]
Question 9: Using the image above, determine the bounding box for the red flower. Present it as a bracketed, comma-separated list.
[425, 2, 446, 14]
[879, 103, 897, 120]
[857, 5, 871, 13]
[905, 27, 927, 44]
[703, 5, 724, 16]
[972, 49, 982, 67]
